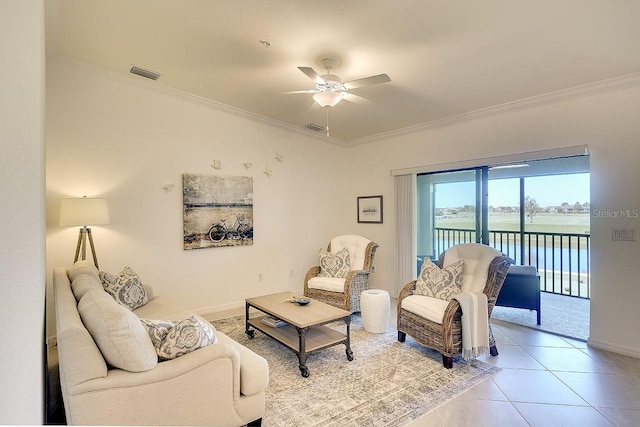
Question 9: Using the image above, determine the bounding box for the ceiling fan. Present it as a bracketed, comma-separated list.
[285, 58, 391, 108]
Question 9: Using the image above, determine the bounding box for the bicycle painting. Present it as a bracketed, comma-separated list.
[182, 173, 254, 249]
[208, 214, 253, 242]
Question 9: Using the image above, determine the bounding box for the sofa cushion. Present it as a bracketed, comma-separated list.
[99, 266, 149, 310]
[401, 294, 450, 324]
[78, 289, 157, 372]
[508, 265, 537, 275]
[69, 260, 100, 282]
[318, 247, 351, 278]
[133, 295, 193, 320]
[70, 273, 104, 301]
[215, 332, 270, 396]
[141, 315, 217, 360]
[415, 258, 464, 301]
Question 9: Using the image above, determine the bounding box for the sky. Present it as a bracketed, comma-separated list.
[435, 173, 590, 208]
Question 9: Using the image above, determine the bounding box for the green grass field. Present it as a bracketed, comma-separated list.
[436, 213, 590, 234]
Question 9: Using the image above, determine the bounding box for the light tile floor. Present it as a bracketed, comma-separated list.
[404, 318, 640, 427]
[48, 297, 640, 426]
[200, 299, 640, 427]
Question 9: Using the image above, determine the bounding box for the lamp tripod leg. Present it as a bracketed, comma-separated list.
[73, 228, 84, 264]
[86, 228, 99, 270]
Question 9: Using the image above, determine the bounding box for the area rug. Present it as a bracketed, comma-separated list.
[212, 315, 500, 427]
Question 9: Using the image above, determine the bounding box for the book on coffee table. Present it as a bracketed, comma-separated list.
[261, 316, 287, 328]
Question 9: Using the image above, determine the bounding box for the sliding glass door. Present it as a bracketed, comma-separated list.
[416, 155, 590, 299]
[416, 168, 487, 268]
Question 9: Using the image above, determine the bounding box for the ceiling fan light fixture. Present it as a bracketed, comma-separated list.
[313, 91, 345, 107]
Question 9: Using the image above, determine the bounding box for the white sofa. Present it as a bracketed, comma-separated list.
[53, 261, 268, 426]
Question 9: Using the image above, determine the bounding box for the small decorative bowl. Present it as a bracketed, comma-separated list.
[293, 297, 310, 305]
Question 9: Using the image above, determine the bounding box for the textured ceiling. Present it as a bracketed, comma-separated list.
[46, 0, 640, 143]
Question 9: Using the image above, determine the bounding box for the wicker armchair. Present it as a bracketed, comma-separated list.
[304, 235, 379, 313]
[397, 244, 512, 368]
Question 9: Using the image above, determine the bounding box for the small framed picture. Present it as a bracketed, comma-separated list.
[357, 195, 383, 224]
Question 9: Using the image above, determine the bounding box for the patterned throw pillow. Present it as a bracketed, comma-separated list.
[140, 319, 179, 350]
[414, 258, 465, 301]
[318, 247, 351, 278]
[141, 316, 217, 360]
[99, 266, 149, 310]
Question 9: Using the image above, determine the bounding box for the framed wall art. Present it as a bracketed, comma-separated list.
[182, 173, 254, 249]
[357, 195, 383, 224]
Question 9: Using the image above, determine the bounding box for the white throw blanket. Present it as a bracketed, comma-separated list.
[452, 292, 490, 361]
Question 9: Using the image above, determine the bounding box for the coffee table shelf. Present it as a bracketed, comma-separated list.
[245, 292, 352, 377]
[248, 315, 347, 352]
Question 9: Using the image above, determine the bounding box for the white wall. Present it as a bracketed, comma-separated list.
[45, 50, 640, 359]
[348, 83, 640, 357]
[45, 58, 353, 334]
[0, 0, 46, 423]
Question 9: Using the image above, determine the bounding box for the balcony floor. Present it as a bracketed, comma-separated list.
[492, 292, 590, 341]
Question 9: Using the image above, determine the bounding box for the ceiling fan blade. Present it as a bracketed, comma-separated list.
[280, 89, 319, 95]
[298, 66, 326, 85]
[343, 93, 378, 105]
[343, 73, 391, 89]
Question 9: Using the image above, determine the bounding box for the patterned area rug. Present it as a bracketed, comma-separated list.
[212, 315, 500, 427]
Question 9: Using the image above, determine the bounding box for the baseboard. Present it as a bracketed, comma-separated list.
[587, 337, 640, 359]
[194, 301, 245, 321]
[194, 290, 306, 321]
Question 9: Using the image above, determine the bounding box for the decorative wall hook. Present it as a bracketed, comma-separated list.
[243, 162, 253, 169]
[263, 165, 273, 177]
[162, 184, 174, 191]
[211, 160, 222, 170]
[274, 151, 283, 162]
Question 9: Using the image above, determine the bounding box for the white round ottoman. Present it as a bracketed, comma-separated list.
[360, 289, 390, 333]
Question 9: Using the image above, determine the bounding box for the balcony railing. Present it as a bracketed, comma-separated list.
[432, 227, 590, 299]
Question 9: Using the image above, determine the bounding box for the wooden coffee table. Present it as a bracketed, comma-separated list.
[245, 292, 352, 377]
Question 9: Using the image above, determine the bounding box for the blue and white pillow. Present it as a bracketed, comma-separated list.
[99, 266, 149, 310]
[318, 247, 351, 278]
[140, 315, 217, 360]
[415, 258, 465, 301]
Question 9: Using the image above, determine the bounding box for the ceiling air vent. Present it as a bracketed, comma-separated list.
[305, 123, 324, 132]
[129, 65, 162, 81]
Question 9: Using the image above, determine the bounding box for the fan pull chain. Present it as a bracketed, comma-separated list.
[326, 107, 330, 137]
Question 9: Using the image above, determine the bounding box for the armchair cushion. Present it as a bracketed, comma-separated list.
[443, 244, 502, 293]
[318, 247, 351, 278]
[330, 235, 372, 270]
[401, 295, 450, 324]
[307, 276, 346, 293]
[415, 258, 464, 301]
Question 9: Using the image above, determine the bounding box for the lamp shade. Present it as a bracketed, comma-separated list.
[59, 198, 110, 227]
[313, 91, 345, 108]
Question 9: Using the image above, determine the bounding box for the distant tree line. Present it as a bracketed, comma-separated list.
[436, 199, 590, 224]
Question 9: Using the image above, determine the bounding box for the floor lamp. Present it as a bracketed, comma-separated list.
[59, 197, 110, 269]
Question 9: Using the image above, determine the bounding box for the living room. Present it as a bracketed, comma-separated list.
[3, 1, 640, 424]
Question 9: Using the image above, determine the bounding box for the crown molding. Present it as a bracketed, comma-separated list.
[50, 55, 348, 147]
[349, 72, 640, 146]
[51, 56, 640, 148]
